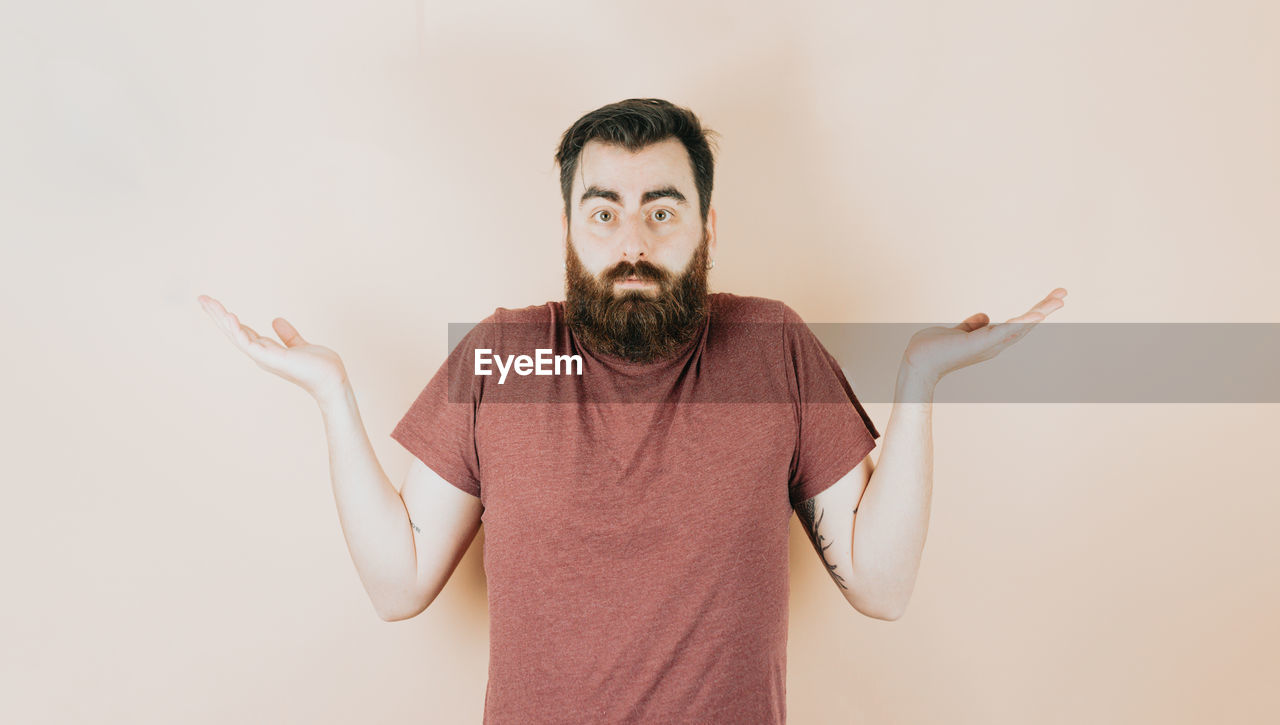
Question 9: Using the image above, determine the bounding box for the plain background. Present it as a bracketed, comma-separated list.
[4, 1, 1278, 723]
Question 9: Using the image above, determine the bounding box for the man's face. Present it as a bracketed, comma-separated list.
[562, 138, 718, 362]
[563, 138, 716, 295]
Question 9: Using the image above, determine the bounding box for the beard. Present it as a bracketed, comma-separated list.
[564, 231, 710, 364]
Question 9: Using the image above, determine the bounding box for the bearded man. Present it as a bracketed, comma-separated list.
[199, 98, 1066, 724]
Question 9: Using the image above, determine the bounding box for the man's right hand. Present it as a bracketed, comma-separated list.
[198, 294, 348, 401]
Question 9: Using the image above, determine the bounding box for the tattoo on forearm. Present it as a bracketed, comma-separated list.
[409, 519, 422, 535]
[795, 499, 848, 590]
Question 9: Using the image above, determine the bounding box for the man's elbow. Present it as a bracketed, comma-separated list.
[850, 593, 908, 621]
[867, 603, 906, 621]
[376, 594, 433, 622]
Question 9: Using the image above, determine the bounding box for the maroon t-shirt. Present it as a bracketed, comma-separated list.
[391, 292, 879, 724]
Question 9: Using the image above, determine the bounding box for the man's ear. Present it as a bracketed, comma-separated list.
[561, 212, 568, 244]
[706, 206, 718, 261]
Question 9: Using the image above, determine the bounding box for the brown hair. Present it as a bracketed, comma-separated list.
[554, 98, 720, 225]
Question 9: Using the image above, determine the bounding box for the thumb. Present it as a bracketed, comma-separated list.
[272, 317, 308, 347]
[953, 312, 989, 332]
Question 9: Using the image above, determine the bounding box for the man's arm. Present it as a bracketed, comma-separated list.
[798, 289, 1067, 622]
[317, 381, 482, 622]
[196, 295, 481, 622]
[798, 363, 935, 621]
[393, 457, 484, 619]
[795, 455, 879, 615]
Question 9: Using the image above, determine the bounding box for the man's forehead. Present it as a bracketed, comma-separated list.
[573, 138, 695, 200]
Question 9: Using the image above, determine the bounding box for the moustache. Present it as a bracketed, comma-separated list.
[603, 260, 669, 285]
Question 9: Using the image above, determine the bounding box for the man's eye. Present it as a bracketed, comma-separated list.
[593, 210, 613, 223]
[652, 209, 672, 222]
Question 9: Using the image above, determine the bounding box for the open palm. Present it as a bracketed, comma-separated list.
[198, 295, 347, 399]
[903, 288, 1068, 384]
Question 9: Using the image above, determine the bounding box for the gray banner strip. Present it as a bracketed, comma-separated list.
[445, 322, 1280, 403]
[810, 323, 1280, 403]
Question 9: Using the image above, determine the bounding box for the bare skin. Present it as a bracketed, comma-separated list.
[197, 294, 483, 622]
[196, 294, 348, 400]
[796, 287, 1069, 620]
[901, 287, 1069, 385]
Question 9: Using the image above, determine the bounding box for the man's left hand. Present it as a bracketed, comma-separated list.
[901, 287, 1068, 385]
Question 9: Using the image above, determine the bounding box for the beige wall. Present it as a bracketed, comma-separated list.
[4, 1, 1277, 722]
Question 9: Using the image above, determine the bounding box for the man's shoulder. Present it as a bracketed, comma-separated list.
[458, 302, 559, 357]
[488, 300, 559, 324]
[710, 292, 801, 323]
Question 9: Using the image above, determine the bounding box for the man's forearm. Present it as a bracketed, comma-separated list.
[849, 358, 936, 619]
[316, 380, 419, 620]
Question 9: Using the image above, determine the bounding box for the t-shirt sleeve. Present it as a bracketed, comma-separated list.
[389, 311, 498, 499]
[782, 302, 880, 506]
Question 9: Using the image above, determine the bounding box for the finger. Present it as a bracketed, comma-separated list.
[239, 320, 271, 348]
[224, 310, 253, 346]
[962, 288, 1067, 354]
[1006, 310, 1048, 324]
[198, 295, 225, 315]
[239, 323, 289, 365]
[224, 309, 271, 355]
[1007, 290, 1066, 324]
[1035, 287, 1067, 311]
[198, 295, 222, 324]
[952, 312, 989, 332]
[200, 296, 238, 337]
[204, 299, 247, 347]
[272, 317, 308, 347]
[201, 299, 268, 358]
[255, 335, 287, 353]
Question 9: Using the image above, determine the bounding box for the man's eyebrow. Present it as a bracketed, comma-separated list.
[578, 185, 689, 207]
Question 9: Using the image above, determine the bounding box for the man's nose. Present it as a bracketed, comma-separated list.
[617, 213, 653, 263]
